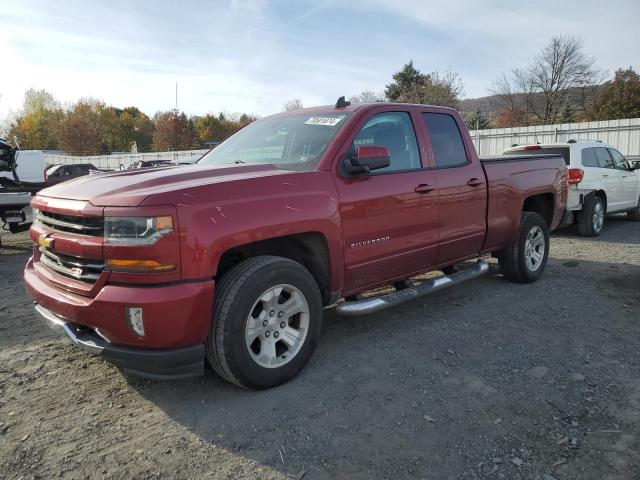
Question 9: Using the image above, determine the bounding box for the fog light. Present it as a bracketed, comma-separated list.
[125, 307, 145, 336]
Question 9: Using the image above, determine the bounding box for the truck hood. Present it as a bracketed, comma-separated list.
[37, 164, 292, 207]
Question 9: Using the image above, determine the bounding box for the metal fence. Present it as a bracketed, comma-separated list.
[470, 117, 640, 160]
[43, 150, 209, 170]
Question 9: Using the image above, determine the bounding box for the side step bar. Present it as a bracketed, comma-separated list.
[336, 260, 489, 316]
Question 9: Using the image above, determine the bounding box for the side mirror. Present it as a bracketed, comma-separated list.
[630, 161, 640, 171]
[342, 146, 390, 176]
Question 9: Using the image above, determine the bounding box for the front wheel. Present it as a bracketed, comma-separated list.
[497, 212, 550, 284]
[206, 256, 323, 389]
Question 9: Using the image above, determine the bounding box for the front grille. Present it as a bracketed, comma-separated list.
[39, 247, 105, 282]
[39, 211, 104, 236]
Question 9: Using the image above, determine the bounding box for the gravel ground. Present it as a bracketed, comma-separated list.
[1, 217, 639, 480]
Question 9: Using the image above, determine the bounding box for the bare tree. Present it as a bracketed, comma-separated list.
[349, 90, 385, 103]
[492, 35, 601, 126]
[282, 98, 304, 111]
[529, 35, 601, 123]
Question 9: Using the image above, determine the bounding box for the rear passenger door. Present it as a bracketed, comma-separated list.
[421, 112, 487, 265]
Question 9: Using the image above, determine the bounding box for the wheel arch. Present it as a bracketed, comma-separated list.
[591, 189, 607, 212]
[214, 232, 333, 305]
[522, 192, 555, 227]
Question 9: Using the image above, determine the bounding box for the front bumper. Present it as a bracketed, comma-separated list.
[24, 257, 215, 348]
[35, 304, 205, 379]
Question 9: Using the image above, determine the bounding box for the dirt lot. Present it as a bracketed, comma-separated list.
[1, 218, 639, 480]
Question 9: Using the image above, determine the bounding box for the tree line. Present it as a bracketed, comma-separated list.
[7, 90, 256, 155]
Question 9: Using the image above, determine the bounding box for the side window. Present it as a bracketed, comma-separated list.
[608, 149, 628, 170]
[594, 147, 614, 169]
[63, 166, 72, 176]
[422, 113, 468, 168]
[581, 148, 600, 167]
[352, 112, 421, 173]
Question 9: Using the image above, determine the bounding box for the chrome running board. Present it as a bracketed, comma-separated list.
[336, 260, 489, 316]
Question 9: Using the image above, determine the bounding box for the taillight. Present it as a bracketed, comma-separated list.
[44, 169, 48, 181]
[523, 145, 541, 151]
[568, 168, 584, 184]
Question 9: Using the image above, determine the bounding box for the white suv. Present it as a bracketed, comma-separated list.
[504, 141, 640, 236]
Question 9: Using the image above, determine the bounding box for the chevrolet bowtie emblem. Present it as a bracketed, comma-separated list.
[38, 234, 54, 249]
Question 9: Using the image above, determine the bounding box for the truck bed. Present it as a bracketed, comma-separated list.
[480, 154, 567, 252]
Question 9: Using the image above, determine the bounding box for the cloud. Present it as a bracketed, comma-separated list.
[0, 0, 638, 120]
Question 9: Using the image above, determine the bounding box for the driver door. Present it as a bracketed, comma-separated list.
[334, 110, 439, 292]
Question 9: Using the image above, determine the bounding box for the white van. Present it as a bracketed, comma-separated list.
[504, 141, 640, 236]
[0, 150, 46, 184]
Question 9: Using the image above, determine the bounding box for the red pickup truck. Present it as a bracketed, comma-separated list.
[25, 100, 567, 388]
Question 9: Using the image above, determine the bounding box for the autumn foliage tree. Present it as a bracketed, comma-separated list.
[9, 88, 63, 149]
[99, 106, 154, 153]
[589, 67, 640, 120]
[152, 110, 196, 151]
[191, 112, 253, 144]
[59, 101, 104, 155]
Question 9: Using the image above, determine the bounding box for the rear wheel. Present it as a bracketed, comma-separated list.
[497, 212, 549, 284]
[577, 195, 605, 236]
[627, 198, 640, 221]
[206, 256, 322, 389]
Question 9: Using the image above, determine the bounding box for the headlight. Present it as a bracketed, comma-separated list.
[31, 207, 40, 223]
[104, 216, 174, 245]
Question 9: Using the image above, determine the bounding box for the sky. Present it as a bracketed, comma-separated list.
[1, 0, 639, 119]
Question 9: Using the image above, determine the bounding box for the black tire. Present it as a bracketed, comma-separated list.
[441, 265, 457, 275]
[577, 195, 605, 236]
[497, 212, 549, 284]
[627, 198, 640, 221]
[206, 256, 322, 390]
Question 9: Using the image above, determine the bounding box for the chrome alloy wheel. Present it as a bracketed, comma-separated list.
[524, 226, 545, 272]
[245, 284, 310, 368]
[592, 201, 604, 232]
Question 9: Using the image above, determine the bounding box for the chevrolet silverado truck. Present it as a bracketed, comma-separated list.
[24, 99, 567, 389]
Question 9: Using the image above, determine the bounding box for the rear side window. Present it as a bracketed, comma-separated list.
[46, 165, 62, 176]
[422, 113, 468, 168]
[595, 147, 614, 168]
[581, 148, 599, 167]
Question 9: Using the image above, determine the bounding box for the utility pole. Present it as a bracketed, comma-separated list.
[175, 82, 178, 110]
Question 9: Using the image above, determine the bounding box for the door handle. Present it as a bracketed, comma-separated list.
[602, 174, 609, 177]
[467, 178, 483, 187]
[414, 184, 434, 194]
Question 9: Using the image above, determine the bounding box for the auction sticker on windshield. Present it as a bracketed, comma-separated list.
[305, 116, 344, 126]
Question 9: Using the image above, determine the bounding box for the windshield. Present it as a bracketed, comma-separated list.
[198, 113, 351, 171]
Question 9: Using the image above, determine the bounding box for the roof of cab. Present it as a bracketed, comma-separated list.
[274, 102, 458, 118]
